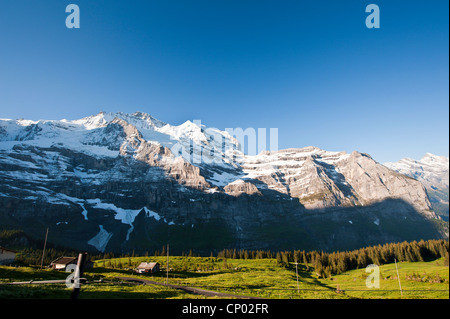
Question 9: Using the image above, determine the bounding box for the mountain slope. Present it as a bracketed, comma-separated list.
[385, 154, 449, 221]
[0, 112, 446, 254]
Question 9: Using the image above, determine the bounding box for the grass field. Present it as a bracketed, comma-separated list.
[323, 259, 449, 299]
[0, 257, 448, 299]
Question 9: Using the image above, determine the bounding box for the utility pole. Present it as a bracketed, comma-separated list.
[40, 228, 49, 270]
[295, 262, 300, 294]
[394, 258, 403, 298]
[166, 244, 169, 285]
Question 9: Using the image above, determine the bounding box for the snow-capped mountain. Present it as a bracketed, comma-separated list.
[385, 154, 449, 220]
[0, 112, 446, 253]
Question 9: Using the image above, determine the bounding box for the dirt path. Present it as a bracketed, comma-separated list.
[117, 276, 263, 299]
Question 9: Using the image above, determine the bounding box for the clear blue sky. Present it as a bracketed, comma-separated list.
[0, 0, 448, 163]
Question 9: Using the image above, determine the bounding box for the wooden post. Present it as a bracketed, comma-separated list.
[166, 244, 169, 285]
[294, 262, 300, 294]
[71, 252, 87, 300]
[40, 228, 49, 270]
[394, 258, 403, 298]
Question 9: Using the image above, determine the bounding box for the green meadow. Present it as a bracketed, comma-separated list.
[1, 256, 448, 299]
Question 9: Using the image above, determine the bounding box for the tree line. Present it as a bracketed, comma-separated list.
[216, 239, 449, 278]
[280, 239, 449, 278]
[90, 239, 449, 277]
[7, 235, 449, 277]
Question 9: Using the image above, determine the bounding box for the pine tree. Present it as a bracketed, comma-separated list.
[282, 252, 289, 266]
[276, 252, 283, 266]
[324, 266, 331, 278]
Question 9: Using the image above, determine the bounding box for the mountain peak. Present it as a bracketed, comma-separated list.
[422, 153, 449, 164]
[384, 153, 449, 220]
[73, 111, 167, 131]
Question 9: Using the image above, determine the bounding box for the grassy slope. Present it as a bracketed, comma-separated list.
[1, 257, 448, 299]
[323, 258, 449, 299]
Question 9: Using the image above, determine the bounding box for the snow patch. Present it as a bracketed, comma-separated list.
[86, 199, 167, 240]
[80, 203, 88, 220]
[86, 199, 144, 240]
[209, 171, 242, 187]
[57, 193, 89, 220]
[88, 225, 112, 252]
[143, 207, 162, 221]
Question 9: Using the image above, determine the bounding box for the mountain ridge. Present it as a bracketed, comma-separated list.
[0, 111, 447, 254]
[385, 153, 449, 221]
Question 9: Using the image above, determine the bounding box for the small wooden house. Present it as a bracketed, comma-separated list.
[50, 256, 78, 270]
[50, 256, 94, 270]
[0, 246, 17, 265]
[136, 262, 160, 274]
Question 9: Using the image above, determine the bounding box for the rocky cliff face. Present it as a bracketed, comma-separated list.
[0, 112, 446, 254]
[238, 148, 434, 214]
[385, 154, 449, 221]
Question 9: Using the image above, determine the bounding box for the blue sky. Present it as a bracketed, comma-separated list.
[0, 0, 448, 163]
